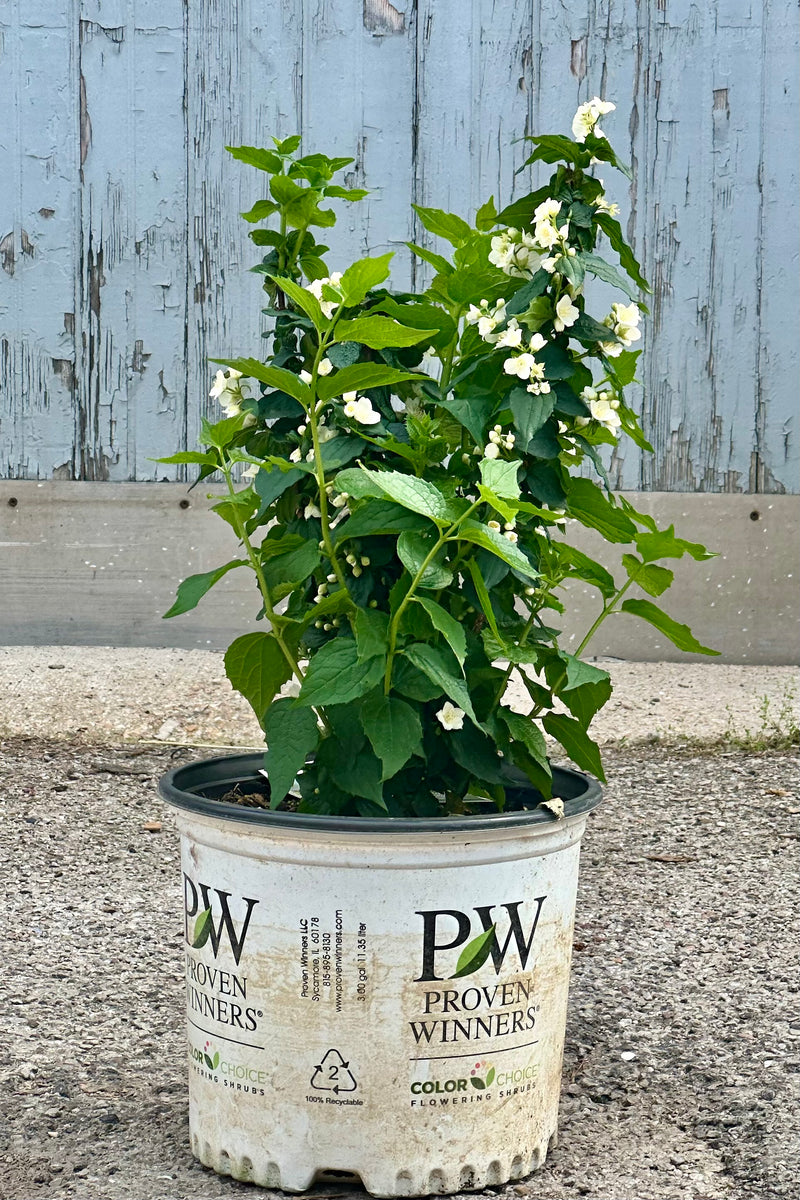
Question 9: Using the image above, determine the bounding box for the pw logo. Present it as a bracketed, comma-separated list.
[183, 874, 259, 966]
[415, 897, 546, 982]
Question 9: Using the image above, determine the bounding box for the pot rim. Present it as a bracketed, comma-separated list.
[158, 752, 602, 834]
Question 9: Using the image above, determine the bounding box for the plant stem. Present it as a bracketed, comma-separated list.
[573, 576, 634, 657]
[306, 342, 349, 594]
[437, 308, 463, 400]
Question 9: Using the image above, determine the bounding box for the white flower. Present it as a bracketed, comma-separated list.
[281, 678, 302, 699]
[542, 256, 559, 274]
[534, 199, 562, 223]
[300, 369, 314, 385]
[580, 386, 598, 402]
[304, 502, 322, 519]
[209, 367, 241, 399]
[240, 464, 259, 479]
[554, 294, 580, 332]
[289, 447, 303, 462]
[436, 702, 465, 731]
[594, 196, 620, 216]
[483, 442, 500, 460]
[317, 425, 338, 443]
[526, 379, 550, 395]
[600, 340, 624, 358]
[528, 333, 547, 353]
[496, 319, 524, 349]
[487, 520, 502, 532]
[589, 396, 622, 435]
[344, 394, 381, 425]
[572, 97, 616, 143]
[317, 358, 333, 377]
[306, 272, 343, 319]
[342, 391, 358, 403]
[504, 530, 519, 544]
[209, 368, 249, 417]
[503, 352, 539, 380]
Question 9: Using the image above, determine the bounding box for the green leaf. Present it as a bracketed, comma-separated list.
[567, 478, 637, 543]
[296, 638, 386, 707]
[335, 500, 433, 541]
[253, 464, 304, 512]
[467, 559, 501, 642]
[523, 134, 587, 167]
[474, 196, 498, 231]
[268, 275, 325, 329]
[360, 467, 453, 523]
[154, 451, 217, 467]
[500, 709, 550, 773]
[361, 696, 423, 780]
[402, 644, 476, 723]
[323, 740, 385, 805]
[263, 700, 320, 807]
[339, 253, 393, 306]
[411, 204, 472, 245]
[226, 144, 283, 173]
[607, 349, 641, 387]
[635, 525, 715, 564]
[555, 544, 616, 599]
[318, 435, 365, 472]
[262, 540, 321, 601]
[397, 531, 453, 589]
[192, 908, 213, 948]
[212, 358, 312, 407]
[620, 599, 719, 655]
[335, 316, 436, 350]
[200, 415, 244, 450]
[317, 362, 420, 401]
[412, 596, 467, 665]
[622, 554, 674, 597]
[406, 242, 454, 275]
[163, 560, 247, 619]
[240, 198, 279, 223]
[451, 926, 497, 979]
[449, 727, 506, 784]
[571, 313, 619, 347]
[393, 658, 445, 702]
[354, 608, 390, 662]
[324, 184, 369, 201]
[479, 457, 521, 500]
[560, 656, 611, 693]
[581, 252, 643, 304]
[225, 632, 294, 725]
[438, 393, 496, 444]
[504, 271, 551, 316]
[508, 388, 557, 449]
[457, 520, 538, 579]
[326, 341, 362, 368]
[542, 712, 606, 782]
[595, 213, 651, 292]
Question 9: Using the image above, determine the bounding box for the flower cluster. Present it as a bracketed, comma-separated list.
[581, 386, 622, 434]
[343, 391, 380, 425]
[487, 230, 540, 277]
[306, 272, 343, 319]
[209, 368, 251, 419]
[483, 424, 516, 460]
[601, 302, 642, 357]
[571, 97, 616, 143]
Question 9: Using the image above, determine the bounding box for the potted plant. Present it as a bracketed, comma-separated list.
[158, 100, 716, 1196]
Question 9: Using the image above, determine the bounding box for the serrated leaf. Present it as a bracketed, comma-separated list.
[402, 644, 476, 723]
[240, 198, 279, 222]
[268, 274, 325, 329]
[474, 196, 498, 231]
[438, 393, 496, 444]
[397, 531, 453, 590]
[634, 525, 715, 564]
[212, 358, 312, 408]
[467, 559, 501, 642]
[622, 554, 674, 597]
[500, 707, 550, 770]
[154, 451, 218, 467]
[192, 908, 213, 948]
[335, 316, 436, 350]
[317, 362, 420, 402]
[296, 638, 386, 707]
[451, 926, 497, 978]
[554, 544, 616, 599]
[456, 520, 538, 579]
[412, 596, 466, 665]
[262, 540, 321, 601]
[479, 457, 521, 500]
[339, 253, 393, 306]
[411, 205, 472, 245]
[581, 252, 643, 304]
[449, 726, 507, 784]
[595, 212, 651, 292]
[406, 242, 454, 275]
[263, 700, 320, 807]
[226, 144, 283, 173]
[620, 599, 719, 655]
[253, 464, 304, 513]
[361, 696, 423, 780]
[163, 560, 247, 619]
[567, 478, 637, 543]
[225, 632, 294, 725]
[335, 500, 432, 541]
[508, 387, 557, 449]
[543, 712, 606, 781]
[354, 608, 390, 662]
[360, 467, 453, 523]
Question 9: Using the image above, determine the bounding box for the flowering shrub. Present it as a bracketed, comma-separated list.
[160, 109, 716, 817]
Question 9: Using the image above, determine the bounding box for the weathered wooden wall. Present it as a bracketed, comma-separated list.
[1, 0, 798, 492]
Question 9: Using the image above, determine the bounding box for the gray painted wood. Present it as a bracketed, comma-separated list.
[0, 1, 797, 491]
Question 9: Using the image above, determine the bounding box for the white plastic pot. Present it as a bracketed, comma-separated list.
[159, 755, 601, 1197]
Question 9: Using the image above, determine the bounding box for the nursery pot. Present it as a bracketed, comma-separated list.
[159, 754, 601, 1197]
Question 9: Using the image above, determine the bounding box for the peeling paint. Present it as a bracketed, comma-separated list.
[364, 0, 406, 35]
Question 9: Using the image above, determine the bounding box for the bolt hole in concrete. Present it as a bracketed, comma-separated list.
[179, 499, 191, 509]
[7, 496, 18, 507]
[749, 510, 760, 521]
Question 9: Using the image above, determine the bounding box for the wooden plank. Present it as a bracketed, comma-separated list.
[754, 0, 800, 492]
[0, 2, 78, 478]
[1, 481, 796, 663]
[77, 1, 186, 481]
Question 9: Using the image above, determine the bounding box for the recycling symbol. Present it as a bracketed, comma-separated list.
[310, 1048, 358, 1094]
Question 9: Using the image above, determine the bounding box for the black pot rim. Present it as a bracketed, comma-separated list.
[158, 753, 602, 834]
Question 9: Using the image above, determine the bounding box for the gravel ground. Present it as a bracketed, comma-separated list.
[1, 733, 797, 1200]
